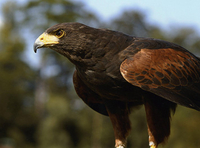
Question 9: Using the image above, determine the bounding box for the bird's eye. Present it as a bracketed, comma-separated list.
[55, 29, 65, 38]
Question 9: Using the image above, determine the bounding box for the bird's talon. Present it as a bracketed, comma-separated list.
[150, 145, 157, 148]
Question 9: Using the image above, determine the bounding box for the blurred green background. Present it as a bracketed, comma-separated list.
[0, 0, 200, 148]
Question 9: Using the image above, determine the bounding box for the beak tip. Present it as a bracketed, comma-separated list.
[33, 43, 38, 53]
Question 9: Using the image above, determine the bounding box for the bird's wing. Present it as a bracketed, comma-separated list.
[120, 38, 200, 111]
[73, 70, 108, 116]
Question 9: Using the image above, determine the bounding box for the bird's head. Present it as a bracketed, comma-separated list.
[34, 22, 96, 61]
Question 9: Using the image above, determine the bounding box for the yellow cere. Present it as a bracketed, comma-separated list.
[36, 32, 59, 45]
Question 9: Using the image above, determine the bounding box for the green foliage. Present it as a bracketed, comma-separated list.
[0, 2, 39, 148]
[37, 95, 76, 148]
[0, 0, 200, 148]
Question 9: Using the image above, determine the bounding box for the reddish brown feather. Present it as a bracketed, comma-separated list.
[120, 48, 200, 90]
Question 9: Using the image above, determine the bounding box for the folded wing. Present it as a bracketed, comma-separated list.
[120, 39, 200, 111]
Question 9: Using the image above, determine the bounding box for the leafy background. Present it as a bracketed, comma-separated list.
[0, 1, 200, 148]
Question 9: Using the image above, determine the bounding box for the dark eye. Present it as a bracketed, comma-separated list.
[55, 29, 64, 37]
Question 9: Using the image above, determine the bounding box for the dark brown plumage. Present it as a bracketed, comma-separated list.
[34, 22, 200, 148]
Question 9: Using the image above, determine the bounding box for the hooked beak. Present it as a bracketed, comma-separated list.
[34, 32, 59, 53]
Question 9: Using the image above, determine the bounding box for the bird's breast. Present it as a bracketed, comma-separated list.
[77, 68, 143, 101]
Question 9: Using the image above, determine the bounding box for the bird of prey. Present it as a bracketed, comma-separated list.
[34, 22, 200, 148]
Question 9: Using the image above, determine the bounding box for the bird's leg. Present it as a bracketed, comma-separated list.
[105, 100, 131, 148]
[147, 125, 157, 148]
[109, 112, 130, 148]
[144, 99, 159, 148]
[143, 96, 176, 148]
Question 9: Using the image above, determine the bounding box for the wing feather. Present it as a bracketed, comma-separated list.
[120, 40, 200, 110]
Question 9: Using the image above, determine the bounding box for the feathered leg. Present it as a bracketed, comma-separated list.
[105, 100, 131, 148]
[143, 96, 176, 148]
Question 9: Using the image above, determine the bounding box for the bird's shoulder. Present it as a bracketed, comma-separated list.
[119, 37, 188, 57]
